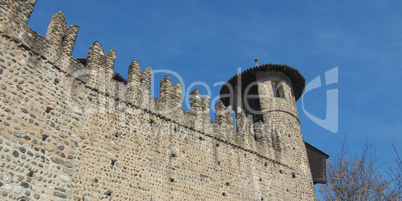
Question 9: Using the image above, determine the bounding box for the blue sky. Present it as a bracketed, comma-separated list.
[28, 0, 401, 193]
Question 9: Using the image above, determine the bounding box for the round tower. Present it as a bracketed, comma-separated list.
[220, 63, 315, 196]
[220, 64, 304, 132]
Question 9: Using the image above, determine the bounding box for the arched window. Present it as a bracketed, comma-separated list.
[271, 81, 285, 99]
[244, 83, 263, 123]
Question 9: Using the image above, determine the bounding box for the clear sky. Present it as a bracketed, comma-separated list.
[28, 0, 402, 195]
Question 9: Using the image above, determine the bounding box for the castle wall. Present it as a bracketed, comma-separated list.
[0, 33, 80, 200]
[0, 1, 316, 200]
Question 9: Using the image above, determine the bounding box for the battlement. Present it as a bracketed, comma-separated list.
[0, 1, 317, 200]
[0, 1, 301, 162]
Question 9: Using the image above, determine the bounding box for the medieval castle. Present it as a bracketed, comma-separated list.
[0, 0, 328, 200]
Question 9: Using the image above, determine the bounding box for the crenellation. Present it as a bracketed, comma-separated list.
[159, 74, 174, 112]
[141, 66, 152, 92]
[235, 106, 247, 133]
[0, 1, 321, 200]
[246, 115, 256, 151]
[172, 81, 183, 108]
[62, 24, 79, 56]
[2, 0, 37, 24]
[224, 105, 234, 127]
[85, 41, 118, 92]
[200, 95, 211, 132]
[86, 41, 105, 68]
[190, 88, 201, 114]
[46, 12, 67, 46]
[214, 101, 235, 141]
[201, 95, 210, 119]
[105, 49, 117, 81]
[105, 49, 117, 69]
[127, 59, 142, 84]
[160, 75, 173, 100]
[214, 100, 226, 125]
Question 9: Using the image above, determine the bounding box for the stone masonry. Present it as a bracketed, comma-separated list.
[0, 0, 317, 200]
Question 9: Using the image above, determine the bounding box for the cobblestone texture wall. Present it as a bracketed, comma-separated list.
[0, 0, 316, 200]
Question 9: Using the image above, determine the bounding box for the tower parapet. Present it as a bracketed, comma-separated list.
[219, 63, 315, 197]
[220, 64, 304, 118]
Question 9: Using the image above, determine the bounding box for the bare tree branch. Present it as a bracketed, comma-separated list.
[319, 138, 401, 201]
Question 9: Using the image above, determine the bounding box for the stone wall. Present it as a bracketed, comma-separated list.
[0, 0, 316, 200]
